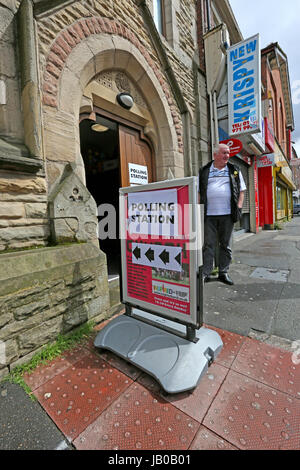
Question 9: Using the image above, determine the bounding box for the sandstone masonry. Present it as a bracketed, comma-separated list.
[0, 243, 110, 378]
[0, 0, 206, 369]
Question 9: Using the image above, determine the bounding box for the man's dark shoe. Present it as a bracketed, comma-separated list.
[218, 273, 234, 285]
[203, 275, 213, 283]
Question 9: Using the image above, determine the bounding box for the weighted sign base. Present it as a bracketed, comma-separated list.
[94, 309, 223, 394]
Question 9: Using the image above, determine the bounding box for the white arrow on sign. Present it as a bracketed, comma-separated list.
[132, 243, 182, 272]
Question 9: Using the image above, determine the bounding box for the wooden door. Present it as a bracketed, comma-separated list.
[119, 125, 154, 187]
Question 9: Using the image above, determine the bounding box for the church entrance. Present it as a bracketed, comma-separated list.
[79, 111, 154, 276]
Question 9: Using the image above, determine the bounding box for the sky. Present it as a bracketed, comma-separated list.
[229, 0, 300, 157]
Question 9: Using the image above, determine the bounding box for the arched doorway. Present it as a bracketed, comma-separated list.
[79, 111, 154, 276]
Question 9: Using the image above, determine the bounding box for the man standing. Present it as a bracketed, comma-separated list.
[199, 143, 246, 285]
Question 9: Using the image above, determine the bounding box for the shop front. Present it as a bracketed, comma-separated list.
[257, 154, 274, 229]
[274, 168, 295, 222]
[273, 142, 296, 222]
[230, 155, 251, 233]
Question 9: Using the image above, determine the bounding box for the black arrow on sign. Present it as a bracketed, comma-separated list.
[175, 252, 181, 265]
[159, 249, 170, 264]
[133, 246, 141, 260]
[145, 248, 155, 262]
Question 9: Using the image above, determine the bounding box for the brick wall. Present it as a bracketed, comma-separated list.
[261, 49, 289, 157]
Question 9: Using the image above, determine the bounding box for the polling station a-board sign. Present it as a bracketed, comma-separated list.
[119, 177, 202, 328]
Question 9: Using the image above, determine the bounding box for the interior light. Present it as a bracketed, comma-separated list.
[91, 123, 109, 132]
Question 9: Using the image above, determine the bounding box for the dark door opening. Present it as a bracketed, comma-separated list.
[80, 115, 121, 276]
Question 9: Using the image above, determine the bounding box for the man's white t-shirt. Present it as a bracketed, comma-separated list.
[206, 163, 246, 216]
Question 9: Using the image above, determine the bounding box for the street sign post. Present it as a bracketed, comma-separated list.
[94, 178, 223, 393]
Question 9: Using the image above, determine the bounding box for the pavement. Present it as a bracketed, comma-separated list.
[205, 214, 300, 343]
[0, 216, 300, 452]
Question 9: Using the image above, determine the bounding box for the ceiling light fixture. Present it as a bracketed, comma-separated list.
[116, 92, 134, 110]
[91, 123, 109, 132]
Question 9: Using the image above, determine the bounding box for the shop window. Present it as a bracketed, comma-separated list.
[276, 184, 284, 211]
[287, 190, 292, 213]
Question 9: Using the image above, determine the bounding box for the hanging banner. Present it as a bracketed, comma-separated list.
[119, 177, 201, 328]
[227, 34, 261, 137]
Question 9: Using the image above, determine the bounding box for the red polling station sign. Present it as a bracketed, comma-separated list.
[220, 138, 243, 157]
[119, 178, 200, 328]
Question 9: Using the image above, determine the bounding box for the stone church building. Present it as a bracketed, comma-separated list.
[0, 0, 206, 375]
[0, 0, 239, 375]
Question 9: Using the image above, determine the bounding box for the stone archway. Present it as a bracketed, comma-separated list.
[41, 17, 184, 192]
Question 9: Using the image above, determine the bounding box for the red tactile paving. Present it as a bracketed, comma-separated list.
[203, 370, 300, 450]
[23, 344, 90, 391]
[61, 343, 90, 365]
[232, 338, 300, 399]
[161, 363, 229, 422]
[190, 425, 238, 450]
[22, 326, 300, 450]
[73, 382, 200, 450]
[205, 325, 246, 368]
[23, 357, 70, 392]
[33, 352, 133, 441]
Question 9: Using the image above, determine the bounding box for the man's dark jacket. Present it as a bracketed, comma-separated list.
[198, 161, 242, 223]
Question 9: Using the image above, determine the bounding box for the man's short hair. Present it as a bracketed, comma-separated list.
[213, 143, 229, 156]
[213, 143, 220, 155]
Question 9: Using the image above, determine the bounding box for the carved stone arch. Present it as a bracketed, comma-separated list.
[41, 17, 184, 189]
[59, 35, 177, 171]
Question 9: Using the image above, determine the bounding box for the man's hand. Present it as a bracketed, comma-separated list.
[238, 190, 245, 209]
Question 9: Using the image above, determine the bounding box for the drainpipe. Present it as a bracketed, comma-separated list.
[192, 60, 205, 172]
[208, 92, 215, 154]
[206, 0, 211, 32]
[136, 0, 192, 177]
[209, 52, 227, 152]
[213, 91, 219, 146]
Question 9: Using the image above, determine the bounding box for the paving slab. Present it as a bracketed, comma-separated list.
[73, 382, 200, 450]
[160, 363, 229, 423]
[250, 267, 289, 282]
[204, 325, 246, 368]
[189, 425, 238, 450]
[33, 352, 133, 441]
[231, 338, 300, 398]
[203, 370, 300, 450]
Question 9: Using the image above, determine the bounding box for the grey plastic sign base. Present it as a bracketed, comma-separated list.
[94, 310, 223, 394]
